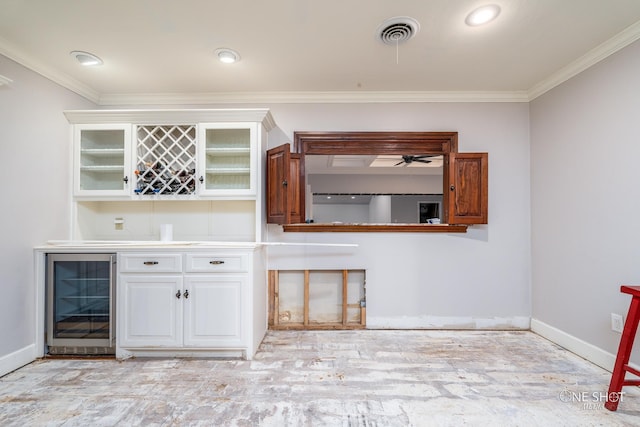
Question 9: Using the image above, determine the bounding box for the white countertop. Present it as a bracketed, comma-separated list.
[35, 240, 358, 251]
[36, 240, 264, 250]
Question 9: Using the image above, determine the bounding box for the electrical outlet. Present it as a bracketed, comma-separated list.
[611, 313, 624, 333]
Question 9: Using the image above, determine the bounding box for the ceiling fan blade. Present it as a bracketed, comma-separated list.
[413, 155, 433, 159]
[414, 159, 432, 164]
[394, 160, 405, 166]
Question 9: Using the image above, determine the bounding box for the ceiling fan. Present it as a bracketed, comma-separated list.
[394, 155, 434, 166]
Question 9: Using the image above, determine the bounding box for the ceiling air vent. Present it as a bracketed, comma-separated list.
[376, 16, 420, 45]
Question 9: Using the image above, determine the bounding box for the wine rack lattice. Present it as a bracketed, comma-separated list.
[135, 125, 197, 195]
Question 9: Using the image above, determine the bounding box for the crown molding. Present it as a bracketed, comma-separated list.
[528, 20, 640, 101]
[0, 36, 100, 103]
[0, 74, 12, 86]
[98, 90, 530, 106]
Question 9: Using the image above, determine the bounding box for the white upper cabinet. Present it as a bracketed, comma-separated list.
[73, 124, 132, 197]
[66, 110, 273, 201]
[198, 122, 257, 197]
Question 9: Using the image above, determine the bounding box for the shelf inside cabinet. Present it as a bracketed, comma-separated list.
[80, 166, 125, 171]
[206, 147, 250, 155]
[81, 148, 125, 155]
[57, 312, 109, 318]
[205, 168, 251, 174]
[205, 174, 251, 189]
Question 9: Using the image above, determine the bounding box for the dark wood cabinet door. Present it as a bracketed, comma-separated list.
[289, 153, 303, 224]
[448, 152, 488, 224]
[266, 144, 291, 224]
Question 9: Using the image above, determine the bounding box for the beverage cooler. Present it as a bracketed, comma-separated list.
[46, 253, 116, 355]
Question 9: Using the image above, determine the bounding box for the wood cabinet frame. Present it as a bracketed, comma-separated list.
[268, 269, 366, 330]
[266, 131, 488, 232]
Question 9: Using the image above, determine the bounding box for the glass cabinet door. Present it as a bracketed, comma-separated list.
[74, 124, 132, 197]
[198, 123, 256, 196]
[48, 255, 113, 343]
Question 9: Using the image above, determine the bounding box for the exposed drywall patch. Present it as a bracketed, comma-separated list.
[270, 269, 366, 330]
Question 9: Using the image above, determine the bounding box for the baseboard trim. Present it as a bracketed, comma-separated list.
[530, 318, 622, 372]
[367, 315, 530, 330]
[0, 344, 36, 377]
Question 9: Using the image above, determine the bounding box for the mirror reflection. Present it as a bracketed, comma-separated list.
[305, 154, 443, 224]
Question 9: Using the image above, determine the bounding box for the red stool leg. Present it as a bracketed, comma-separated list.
[605, 295, 640, 411]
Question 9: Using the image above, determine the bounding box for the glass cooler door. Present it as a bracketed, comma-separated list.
[47, 254, 115, 348]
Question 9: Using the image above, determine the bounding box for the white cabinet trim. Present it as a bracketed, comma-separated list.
[64, 108, 276, 131]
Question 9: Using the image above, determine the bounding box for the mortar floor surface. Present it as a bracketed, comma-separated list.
[1, 330, 639, 426]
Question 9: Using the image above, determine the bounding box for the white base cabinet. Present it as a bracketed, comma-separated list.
[116, 247, 265, 359]
[183, 276, 244, 347]
[119, 275, 183, 348]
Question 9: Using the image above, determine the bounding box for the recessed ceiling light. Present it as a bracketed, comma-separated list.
[465, 4, 501, 26]
[70, 51, 103, 66]
[214, 48, 240, 64]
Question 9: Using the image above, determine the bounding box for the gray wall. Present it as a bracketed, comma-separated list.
[265, 102, 532, 328]
[531, 39, 640, 366]
[0, 56, 95, 375]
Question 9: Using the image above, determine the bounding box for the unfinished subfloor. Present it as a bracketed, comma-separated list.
[1, 330, 639, 426]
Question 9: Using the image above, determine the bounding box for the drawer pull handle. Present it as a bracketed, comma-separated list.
[209, 260, 225, 265]
[144, 261, 159, 266]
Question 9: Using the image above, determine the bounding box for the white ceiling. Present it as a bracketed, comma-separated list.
[1, 0, 640, 105]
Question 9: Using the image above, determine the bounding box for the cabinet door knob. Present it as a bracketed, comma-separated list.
[184, 289, 189, 299]
[123, 176, 129, 184]
[209, 260, 225, 265]
[176, 290, 181, 299]
[199, 176, 204, 183]
[143, 261, 159, 265]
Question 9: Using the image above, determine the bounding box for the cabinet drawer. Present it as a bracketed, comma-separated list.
[119, 253, 183, 273]
[185, 253, 248, 273]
